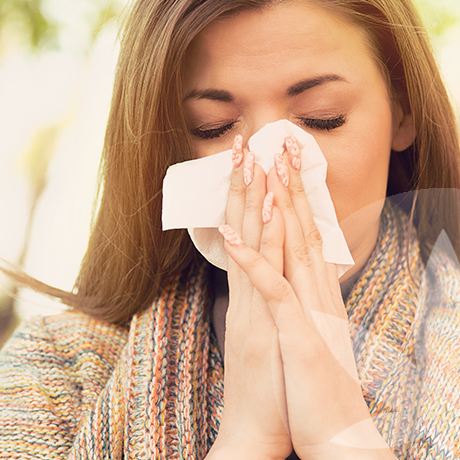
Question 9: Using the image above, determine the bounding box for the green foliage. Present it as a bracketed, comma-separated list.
[414, 0, 460, 37]
[0, 0, 57, 50]
[91, 2, 122, 43]
[0, 0, 123, 53]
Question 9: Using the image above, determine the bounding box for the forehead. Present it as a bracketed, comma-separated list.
[184, 2, 377, 93]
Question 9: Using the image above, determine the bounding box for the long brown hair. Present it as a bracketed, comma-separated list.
[3, 0, 460, 325]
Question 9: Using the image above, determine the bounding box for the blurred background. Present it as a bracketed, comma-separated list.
[0, 0, 460, 348]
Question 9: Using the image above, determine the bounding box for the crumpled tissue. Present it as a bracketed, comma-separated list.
[162, 119, 354, 277]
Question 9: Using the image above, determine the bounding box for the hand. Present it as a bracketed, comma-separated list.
[215, 135, 397, 459]
[208, 135, 293, 460]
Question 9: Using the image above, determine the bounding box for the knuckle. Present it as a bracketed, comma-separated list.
[260, 232, 282, 252]
[228, 179, 245, 197]
[244, 198, 260, 214]
[289, 181, 306, 199]
[291, 242, 312, 265]
[281, 195, 296, 212]
[304, 225, 323, 250]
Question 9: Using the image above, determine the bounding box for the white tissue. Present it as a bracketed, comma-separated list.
[162, 119, 354, 277]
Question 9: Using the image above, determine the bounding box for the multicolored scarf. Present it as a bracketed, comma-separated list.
[1, 202, 460, 459]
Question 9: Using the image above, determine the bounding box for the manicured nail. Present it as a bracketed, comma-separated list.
[218, 224, 243, 246]
[275, 153, 289, 187]
[286, 136, 300, 171]
[232, 134, 243, 168]
[262, 192, 274, 224]
[244, 151, 255, 186]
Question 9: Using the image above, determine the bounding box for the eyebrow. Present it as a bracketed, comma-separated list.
[183, 88, 234, 103]
[183, 74, 347, 102]
[287, 74, 348, 96]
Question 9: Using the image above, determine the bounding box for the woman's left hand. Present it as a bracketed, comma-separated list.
[220, 137, 397, 459]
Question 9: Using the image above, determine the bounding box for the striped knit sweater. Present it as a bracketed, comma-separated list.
[1, 203, 460, 459]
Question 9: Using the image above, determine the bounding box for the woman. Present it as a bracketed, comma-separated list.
[1, 0, 460, 459]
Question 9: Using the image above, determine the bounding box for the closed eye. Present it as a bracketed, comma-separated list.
[190, 122, 236, 140]
[297, 115, 347, 131]
[189, 115, 347, 140]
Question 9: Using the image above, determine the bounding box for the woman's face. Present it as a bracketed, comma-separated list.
[182, 1, 411, 278]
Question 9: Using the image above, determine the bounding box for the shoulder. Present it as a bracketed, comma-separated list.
[0, 310, 128, 432]
[1, 310, 128, 373]
[0, 311, 129, 457]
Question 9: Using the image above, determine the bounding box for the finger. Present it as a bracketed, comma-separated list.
[271, 138, 341, 316]
[226, 134, 247, 299]
[266, 164, 323, 312]
[218, 224, 309, 336]
[248, 198, 285, 337]
[226, 136, 265, 317]
[259, 195, 285, 274]
[283, 137, 324, 267]
[227, 134, 246, 235]
[242, 157, 266, 251]
[286, 137, 345, 316]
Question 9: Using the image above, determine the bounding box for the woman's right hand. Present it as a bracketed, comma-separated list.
[206, 135, 293, 460]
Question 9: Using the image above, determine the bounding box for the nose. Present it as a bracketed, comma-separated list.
[243, 107, 288, 142]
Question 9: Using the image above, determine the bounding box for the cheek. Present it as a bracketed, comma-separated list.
[190, 135, 235, 159]
[318, 106, 393, 247]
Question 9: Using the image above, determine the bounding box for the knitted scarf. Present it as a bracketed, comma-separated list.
[59, 204, 460, 458]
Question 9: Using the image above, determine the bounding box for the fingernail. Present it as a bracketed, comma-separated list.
[286, 136, 300, 171]
[262, 192, 274, 224]
[244, 151, 255, 186]
[275, 153, 289, 187]
[218, 224, 243, 246]
[232, 134, 243, 168]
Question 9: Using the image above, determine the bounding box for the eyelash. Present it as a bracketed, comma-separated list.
[190, 122, 237, 140]
[190, 116, 347, 140]
[298, 116, 347, 131]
